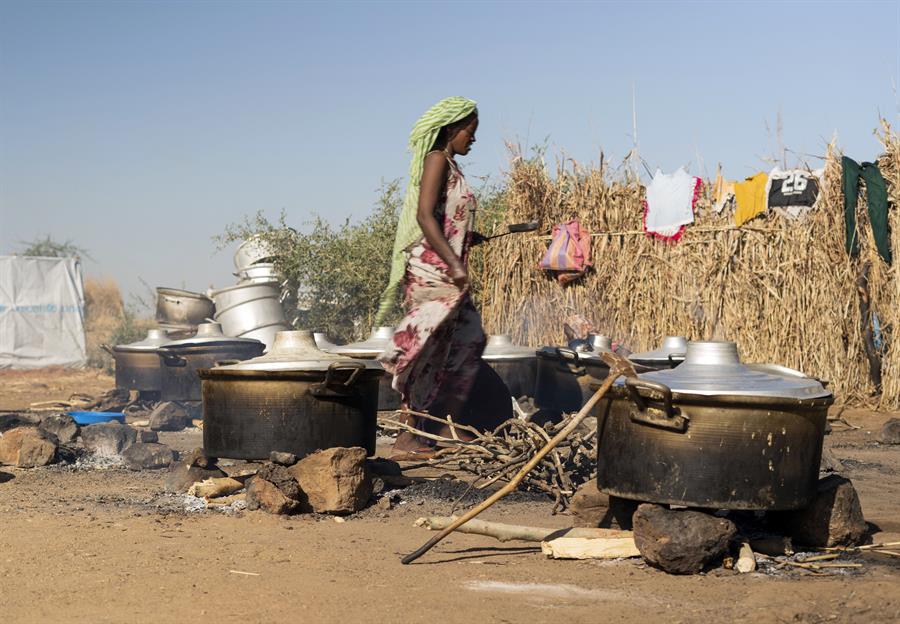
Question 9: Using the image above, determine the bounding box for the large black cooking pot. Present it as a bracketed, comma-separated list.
[592, 341, 833, 511]
[111, 328, 172, 394]
[481, 334, 537, 399]
[199, 330, 382, 460]
[157, 322, 264, 402]
[535, 343, 611, 416]
[327, 326, 402, 411]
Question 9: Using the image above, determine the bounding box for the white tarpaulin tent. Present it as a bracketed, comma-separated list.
[0, 255, 87, 368]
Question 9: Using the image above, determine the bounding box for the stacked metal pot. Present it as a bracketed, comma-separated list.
[199, 330, 382, 460]
[593, 340, 833, 511]
[208, 237, 290, 350]
[155, 287, 215, 338]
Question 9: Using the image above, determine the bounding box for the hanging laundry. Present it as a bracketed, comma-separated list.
[711, 165, 735, 214]
[539, 219, 592, 284]
[843, 157, 891, 264]
[733, 172, 769, 227]
[642, 167, 702, 241]
[766, 167, 823, 219]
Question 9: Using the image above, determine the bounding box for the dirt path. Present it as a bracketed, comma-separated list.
[1, 374, 899, 623]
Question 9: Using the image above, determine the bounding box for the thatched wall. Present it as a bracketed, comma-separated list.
[478, 124, 900, 407]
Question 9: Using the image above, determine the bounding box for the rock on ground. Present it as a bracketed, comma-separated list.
[80, 422, 137, 456]
[165, 462, 227, 493]
[769, 475, 868, 547]
[633, 504, 737, 575]
[149, 402, 192, 432]
[257, 464, 304, 501]
[367, 458, 402, 477]
[138, 430, 159, 443]
[182, 447, 217, 469]
[245, 477, 300, 514]
[881, 418, 900, 445]
[570, 483, 638, 530]
[0, 413, 40, 433]
[269, 451, 298, 466]
[39, 413, 80, 445]
[122, 443, 176, 471]
[289, 447, 372, 514]
[0, 427, 58, 468]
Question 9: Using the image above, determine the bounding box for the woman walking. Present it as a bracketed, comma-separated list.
[376, 96, 491, 456]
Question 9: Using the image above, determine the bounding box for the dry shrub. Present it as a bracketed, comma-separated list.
[83, 277, 152, 369]
[478, 130, 900, 407]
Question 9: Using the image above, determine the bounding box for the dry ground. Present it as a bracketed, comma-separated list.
[1, 369, 898, 624]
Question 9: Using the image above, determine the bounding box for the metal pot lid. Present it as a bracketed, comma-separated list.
[313, 332, 340, 351]
[536, 345, 610, 365]
[482, 334, 537, 361]
[328, 326, 395, 358]
[213, 330, 382, 371]
[161, 322, 264, 349]
[632, 341, 830, 399]
[114, 328, 172, 352]
[628, 336, 688, 363]
[571, 334, 613, 353]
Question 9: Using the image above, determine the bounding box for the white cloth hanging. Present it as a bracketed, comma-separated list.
[643, 168, 701, 240]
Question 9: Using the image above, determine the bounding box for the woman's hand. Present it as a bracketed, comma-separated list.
[449, 261, 468, 289]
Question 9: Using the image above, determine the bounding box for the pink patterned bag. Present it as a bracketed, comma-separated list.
[540, 219, 592, 284]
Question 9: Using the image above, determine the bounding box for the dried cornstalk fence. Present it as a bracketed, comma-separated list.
[477, 123, 900, 407]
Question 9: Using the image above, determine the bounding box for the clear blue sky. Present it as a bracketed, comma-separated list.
[2, 1, 899, 305]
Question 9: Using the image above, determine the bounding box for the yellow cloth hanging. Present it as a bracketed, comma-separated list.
[711, 165, 736, 213]
[733, 172, 769, 226]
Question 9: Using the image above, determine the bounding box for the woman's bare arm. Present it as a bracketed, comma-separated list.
[417, 151, 467, 287]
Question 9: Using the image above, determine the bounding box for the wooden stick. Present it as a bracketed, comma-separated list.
[400, 353, 629, 565]
[541, 537, 639, 560]
[415, 516, 632, 543]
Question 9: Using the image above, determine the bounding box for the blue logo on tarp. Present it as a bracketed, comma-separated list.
[5, 304, 84, 313]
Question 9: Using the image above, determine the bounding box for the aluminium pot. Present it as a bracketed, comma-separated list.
[535, 344, 612, 416]
[327, 326, 401, 411]
[198, 330, 382, 460]
[628, 335, 688, 371]
[112, 328, 172, 393]
[157, 322, 265, 402]
[210, 281, 289, 349]
[233, 236, 275, 272]
[481, 334, 537, 399]
[592, 341, 833, 511]
[155, 287, 215, 326]
[236, 262, 281, 284]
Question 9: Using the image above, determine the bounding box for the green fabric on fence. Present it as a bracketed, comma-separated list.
[843, 156, 892, 264]
[374, 96, 478, 325]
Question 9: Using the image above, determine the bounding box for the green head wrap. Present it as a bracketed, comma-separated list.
[374, 96, 478, 324]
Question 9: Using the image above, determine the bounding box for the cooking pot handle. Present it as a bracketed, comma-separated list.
[555, 347, 586, 374]
[311, 362, 366, 398]
[160, 352, 187, 367]
[214, 359, 241, 367]
[624, 377, 687, 432]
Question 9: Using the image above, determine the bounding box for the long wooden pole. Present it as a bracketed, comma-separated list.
[400, 354, 629, 564]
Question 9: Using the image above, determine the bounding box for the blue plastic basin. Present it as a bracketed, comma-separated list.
[67, 411, 126, 425]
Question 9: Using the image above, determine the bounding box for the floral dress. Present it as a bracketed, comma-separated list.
[379, 154, 486, 421]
